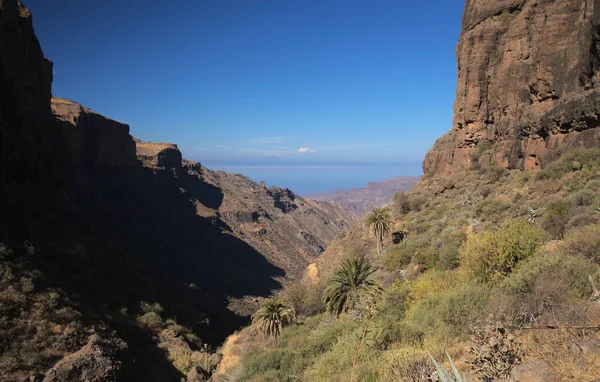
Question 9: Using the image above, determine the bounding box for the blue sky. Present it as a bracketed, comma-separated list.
[25, 0, 464, 193]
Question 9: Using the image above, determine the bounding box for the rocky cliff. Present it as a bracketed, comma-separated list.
[424, 0, 600, 174]
[52, 98, 138, 169]
[0, 0, 54, 182]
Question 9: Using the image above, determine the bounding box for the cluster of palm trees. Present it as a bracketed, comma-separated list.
[252, 207, 393, 353]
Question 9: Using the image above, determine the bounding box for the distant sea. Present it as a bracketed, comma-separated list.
[202, 163, 423, 195]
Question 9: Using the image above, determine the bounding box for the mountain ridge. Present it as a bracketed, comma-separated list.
[306, 176, 420, 215]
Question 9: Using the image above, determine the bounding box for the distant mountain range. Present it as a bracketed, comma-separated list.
[306, 176, 421, 214]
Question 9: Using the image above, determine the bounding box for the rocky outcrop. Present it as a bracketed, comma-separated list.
[135, 139, 182, 169]
[266, 187, 299, 213]
[424, 0, 600, 174]
[52, 98, 138, 170]
[43, 331, 127, 382]
[0, 0, 54, 181]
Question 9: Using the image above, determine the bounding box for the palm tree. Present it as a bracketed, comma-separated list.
[322, 257, 376, 316]
[252, 299, 295, 342]
[323, 257, 378, 370]
[365, 207, 392, 254]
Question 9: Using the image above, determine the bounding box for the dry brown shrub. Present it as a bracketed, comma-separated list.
[521, 328, 600, 382]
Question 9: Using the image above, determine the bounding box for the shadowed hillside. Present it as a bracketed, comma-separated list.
[0, 2, 356, 380]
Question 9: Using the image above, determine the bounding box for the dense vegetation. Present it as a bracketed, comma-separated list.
[217, 148, 600, 381]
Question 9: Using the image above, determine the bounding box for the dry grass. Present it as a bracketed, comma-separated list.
[306, 263, 319, 283]
[214, 332, 241, 377]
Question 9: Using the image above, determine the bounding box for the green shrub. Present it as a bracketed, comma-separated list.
[240, 349, 303, 382]
[486, 166, 506, 183]
[544, 198, 572, 219]
[283, 282, 307, 317]
[502, 251, 596, 298]
[137, 311, 163, 329]
[437, 246, 460, 271]
[585, 179, 600, 191]
[299, 317, 357, 356]
[471, 140, 493, 168]
[393, 191, 411, 215]
[571, 189, 596, 207]
[562, 225, 600, 264]
[373, 283, 417, 349]
[566, 213, 598, 230]
[140, 301, 164, 314]
[413, 247, 439, 270]
[460, 220, 545, 283]
[383, 243, 415, 271]
[475, 199, 510, 220]
[409, 196, 428, 213]
[537, 148, 600, 180]
[405, 281, 490, 341]
[303, 330, 381, 382]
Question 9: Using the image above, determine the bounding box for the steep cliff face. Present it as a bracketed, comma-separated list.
[0, 0, 54, 181]
[52, 98, 138, 169]
[424, 0, 600, 174]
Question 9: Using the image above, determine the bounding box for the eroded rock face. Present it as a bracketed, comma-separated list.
[266, 187, 299, 213]
[135, 139, 182, 169]
[0, 0, 54, 181]
[52, 98, 138, 169]
[424, 0, 600, 174]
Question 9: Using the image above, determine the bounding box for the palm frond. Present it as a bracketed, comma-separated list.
[323, 257, 377, 315]
[252, 299, 295, 340]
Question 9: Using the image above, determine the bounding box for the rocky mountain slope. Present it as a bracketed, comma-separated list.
[306, 176, 420, 215]
[424, 0, 600, 174]
[199, 168, 357, 280]
[132, 138, 357, 288]
[0, 1, 356, 380]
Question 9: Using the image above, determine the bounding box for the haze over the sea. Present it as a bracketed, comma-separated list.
[203, 162, 422, 195]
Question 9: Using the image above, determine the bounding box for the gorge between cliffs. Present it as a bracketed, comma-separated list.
[4, 0, 600, 381]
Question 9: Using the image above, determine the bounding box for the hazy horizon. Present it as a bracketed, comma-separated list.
[202, 161, 422, 195]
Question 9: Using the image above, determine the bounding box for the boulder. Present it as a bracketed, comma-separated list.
[135, 139, 182, 169]
[43, 332, 127, 382]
